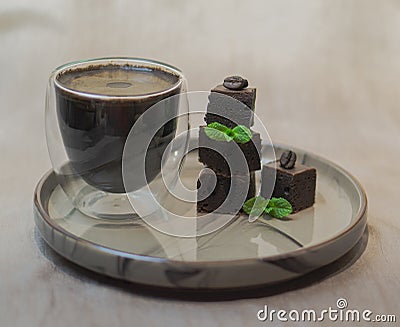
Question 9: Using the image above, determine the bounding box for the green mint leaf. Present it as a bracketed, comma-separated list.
[226, 129, 235, 137]
[243, 196, 269, 217]
[207, 122, 231, 133]
[265, 197, 293, 219]
[264, 206, 273, 214]
[232, 125, 252, 144]
[204, 127, 232, 142]
[204, 122, 233, 142]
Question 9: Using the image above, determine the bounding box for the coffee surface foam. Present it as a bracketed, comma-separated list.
[57, 64, 180, 96]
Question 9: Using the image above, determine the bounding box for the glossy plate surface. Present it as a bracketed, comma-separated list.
[34, 143, 367, 289]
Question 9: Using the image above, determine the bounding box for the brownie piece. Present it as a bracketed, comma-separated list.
[261, 162, 316, 213]
[197, 170, 255, 214]
[205, 84, 256, 128]
[198, 126, 261, 175]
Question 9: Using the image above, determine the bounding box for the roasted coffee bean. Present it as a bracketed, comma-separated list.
[280, 150, 297, 169]
[223, 76, 248, 90]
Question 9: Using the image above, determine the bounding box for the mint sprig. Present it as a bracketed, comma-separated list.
[242, 196, 269, 217]
[232, 125, 252, 143]
[264, 197, 293, 218]
[243, 196, 293, 219]
[204, 122, 233, 142]
[204, 122, 252, 144]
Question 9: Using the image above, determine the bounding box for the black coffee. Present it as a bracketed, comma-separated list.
[55, 64, 182, 193]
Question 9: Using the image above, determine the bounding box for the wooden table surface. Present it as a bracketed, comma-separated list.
[1, 1, 399, 326]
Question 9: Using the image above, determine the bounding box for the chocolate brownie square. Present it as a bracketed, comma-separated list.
[204, 84, 256, 128]
[261, 162, 317, 213]
[198, 126, 261, 175]
[197, 170, 255, 214]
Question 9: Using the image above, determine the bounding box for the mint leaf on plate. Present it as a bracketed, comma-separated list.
[243, 196, 293, 221]
[265, 197, 293, 219]
[243, 196, 269, 217]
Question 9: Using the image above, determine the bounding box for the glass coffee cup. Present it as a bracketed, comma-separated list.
[46, 58, 188, 219]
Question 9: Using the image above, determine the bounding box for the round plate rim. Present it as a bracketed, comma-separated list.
[33, 144, 368, 267]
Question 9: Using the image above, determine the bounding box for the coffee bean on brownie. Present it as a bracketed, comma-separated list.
[280, 150, 297, 169]
[223, 76, 249, 90]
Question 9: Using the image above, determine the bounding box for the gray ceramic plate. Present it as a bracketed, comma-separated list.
[34, 143, 367, 289]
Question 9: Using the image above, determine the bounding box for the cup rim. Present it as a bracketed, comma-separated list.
[52, 57, 185, 101]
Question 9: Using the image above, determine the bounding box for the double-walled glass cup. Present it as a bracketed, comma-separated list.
[46, 58, 187, 219]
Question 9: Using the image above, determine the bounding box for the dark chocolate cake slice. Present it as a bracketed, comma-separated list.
[198, 126, 261, 176]
[261, 153, 316, 213]
[197, 169, 255, 214]
[205, 84, 256, 128]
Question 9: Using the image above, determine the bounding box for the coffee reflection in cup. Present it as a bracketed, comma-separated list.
[54, 62, 183, 193]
